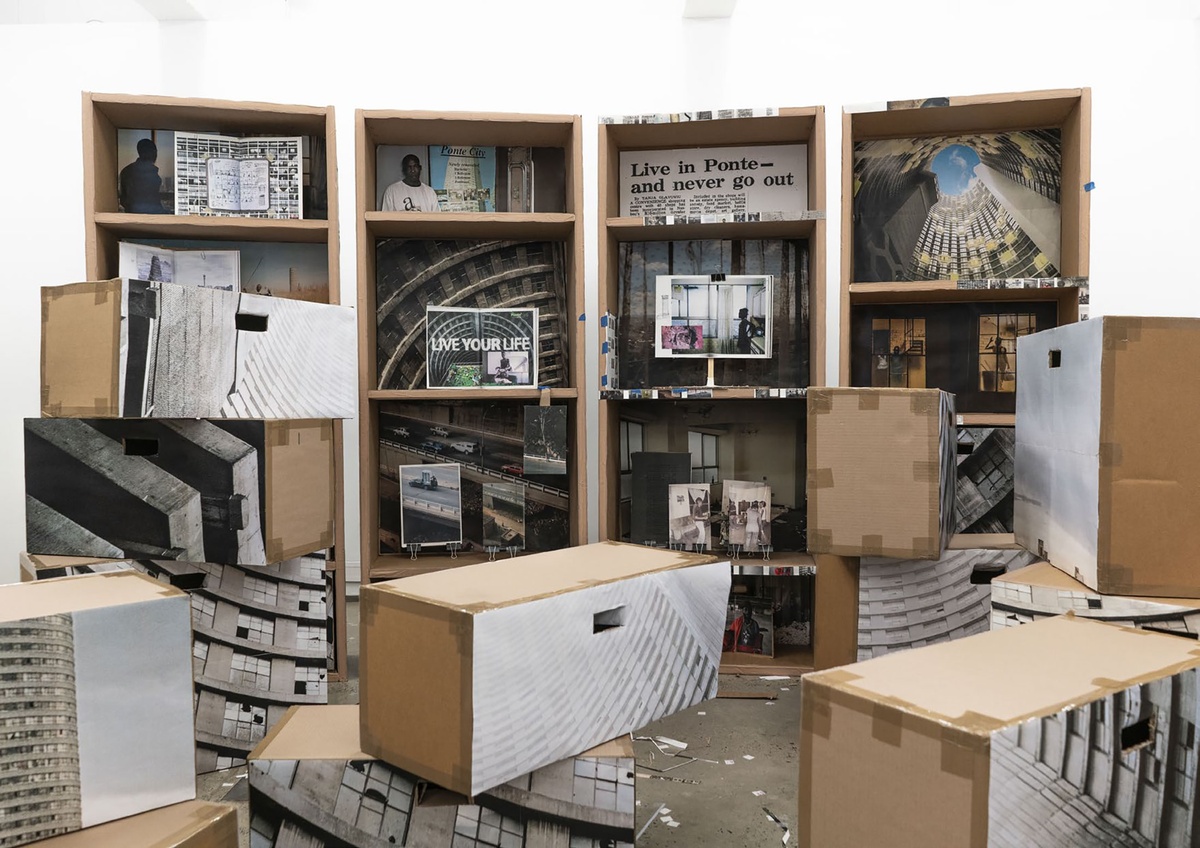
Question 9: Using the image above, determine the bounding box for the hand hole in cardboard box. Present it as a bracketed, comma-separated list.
[1048, 349, 1062, 368]
[594, 606, 626, 634]
[236, 312, 269, 332]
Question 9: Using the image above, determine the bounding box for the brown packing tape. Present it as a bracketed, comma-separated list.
[808, 391, 832, 415]
[808, 467, 834, 489]
[801, 681, 833, 740]
[1098, 442, 1123, 468]
[909, 537, 935, 558]
[912, 460, 939, 483]
[859, 535, 884, 557]
[1100, 564, 1136, 595]
[540, 388, 552, 407]
[94, 285, 110, 305]
[267, 421, 294, 448]
[857, 392, 880, 411]
[808, 529, 833, 552]
[871, 703, 902, 747]
[910, 392, 937, 415]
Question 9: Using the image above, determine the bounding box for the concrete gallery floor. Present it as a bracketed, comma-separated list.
[198, 598, 802, 847]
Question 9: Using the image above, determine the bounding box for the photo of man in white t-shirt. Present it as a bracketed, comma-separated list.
[381, 154, 441, 212]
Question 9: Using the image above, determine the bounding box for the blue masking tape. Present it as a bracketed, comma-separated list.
[1084, 182, 1095, 192]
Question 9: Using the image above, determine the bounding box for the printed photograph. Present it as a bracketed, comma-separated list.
[654, 274, 772, 358]
[617, 239, 809, 388]
[722, 480, 772, 551]
[119, 238, 328, 301]
[377, 401, 570, 554]
[523, 406, 568, 475]
[117, 129, 175, 214]
[668, 483, 712, 549]
[428, 145, 496, 212]
[376, 239, 568, 391]
[375, 145, 436, 212]
[850, 300, 1059, 414]
[482, 481, 525, 549]
[722, 597, 774, 657]
[174, 132, 302, 219]
[425, 306, 538, 389]
[956, 427, 1015, 534]
[398, 463, 463, 548]
[853, 130, 1062, 283]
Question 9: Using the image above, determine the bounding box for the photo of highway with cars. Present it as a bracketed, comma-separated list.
[377, 402, 570, 554]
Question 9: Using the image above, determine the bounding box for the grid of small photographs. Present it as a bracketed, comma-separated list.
[668, 483, 712, 550]
[174, 132, 302, 219]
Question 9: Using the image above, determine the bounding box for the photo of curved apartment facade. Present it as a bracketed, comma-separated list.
[21, 553, 331, 774]
[249, 706, 635, 848]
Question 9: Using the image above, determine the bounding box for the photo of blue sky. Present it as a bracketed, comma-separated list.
[929, 144, 981, 196]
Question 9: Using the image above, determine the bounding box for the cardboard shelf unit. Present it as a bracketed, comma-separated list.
[80, 91, 349, 681]
[840, 88, 1091, 390]
[356, 110, 587, 583]
[597, 107, 859, 674]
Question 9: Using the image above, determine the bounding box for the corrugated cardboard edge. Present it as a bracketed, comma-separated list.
[799, 675, 990, 847]
[32, 800, 238, 848]
[40, 279, 122, 418]
[359, 586, 474, 795]
[372, 541, 721, 612]
[264, 420, 336, 562]
[248, 705, 301, 761]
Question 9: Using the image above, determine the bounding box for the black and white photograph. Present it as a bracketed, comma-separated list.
[250, 710, 635, 848]
[852, 130, 1062, 283]
[523, 405, 568, 475]
[654, 274, 772, 358]
[425, 306, 538, 388]
[668, 483, 711, 549]
[117, 128, 174, 214]
[117, 238, 329, 300]
[118, 241, 240, 291]
[174, 131, 302, 219]
[23, 418, 332, 567]
[108, 278, 355, 419]
[956, 427, 1016, 534]
[850, 300, 1059, 414]
[482, 481, 525, 549]
[376, 239, 569, 390]
[722, 480, 772, 552]
[398, 462, 463, 548]
[617, 239, 809, 388]
[722, 596, 774, 657]
[377, 401, 570, 554]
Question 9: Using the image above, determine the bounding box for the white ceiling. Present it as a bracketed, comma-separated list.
[0, 0, 288, 24]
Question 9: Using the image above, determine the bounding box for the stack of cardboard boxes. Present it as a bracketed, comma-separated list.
[248, 542, 732, 846]
[4, 276, 356, 845]
[799, 317, 1200, 846]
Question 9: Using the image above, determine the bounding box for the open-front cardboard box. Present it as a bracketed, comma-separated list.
[0, 571, 195, 847]
[250, 705, 635, 846]
[800, 614, 1200, 847]
[24, 417, 335, 565]
[41, 278, 356, 420]
[360, 541, 729, 797]
[807, 387, 956, 560]
[1015, 316, 1200, 596]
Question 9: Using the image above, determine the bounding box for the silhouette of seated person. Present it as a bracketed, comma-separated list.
[120, 138, 168, 214]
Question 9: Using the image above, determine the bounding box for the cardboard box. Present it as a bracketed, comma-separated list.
[24, 417, 335, 565]
[360, 541, 729, 796]
[992, 560, 1200, 636]
[1015, 316, 1200, 595]
[807, 387, 956, 559]
[800, 615, 1200, 848]
[41, 278, 356, 419]
[249, 705, 635, 846]
[18, 551, 331, 774]
[25, 801, 237, 848]
[0, 571, 195, 847]
[858, 547, 1036, 660]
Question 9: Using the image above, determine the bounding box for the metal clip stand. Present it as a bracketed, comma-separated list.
[484, 545, 501, 562]
[506, 546, 521, 559]
[759, 544, 772, 561]
[447, 542, 461, 560]
[642, 540, 660, 548]
[407, 543, 421, 561]
[668, 541, 687, 552]
[727, 543, 742, 561]
[693, 541, 708, 555]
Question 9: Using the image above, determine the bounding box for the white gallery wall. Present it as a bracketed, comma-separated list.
[1, 0, 1197, 585]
